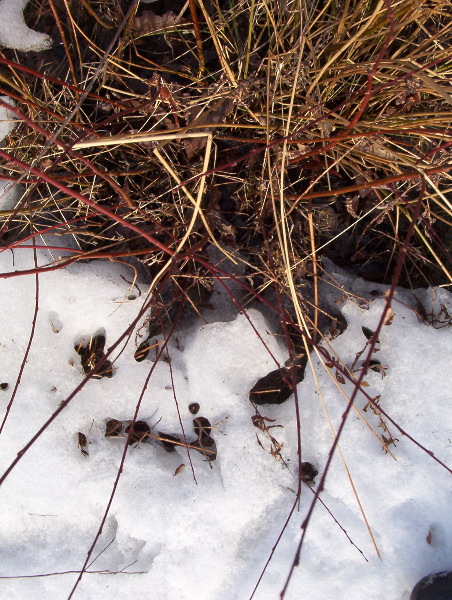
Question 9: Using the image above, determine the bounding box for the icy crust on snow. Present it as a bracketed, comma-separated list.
[0, 0, 51, 52]
[0, 247, 451, 599]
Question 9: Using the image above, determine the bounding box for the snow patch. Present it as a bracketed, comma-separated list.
[0, 246, 451, 599]
[0, 0, 51, 52]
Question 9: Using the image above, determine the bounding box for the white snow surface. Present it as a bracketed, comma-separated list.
[0, 95, 21, 211]
[0, 246, 451, 600]
[0, 95, 16, 142]
[0, 0, 51, 52]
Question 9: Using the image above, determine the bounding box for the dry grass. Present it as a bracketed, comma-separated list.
[0, 0, 451, 596]
[0, 0, 450, 293]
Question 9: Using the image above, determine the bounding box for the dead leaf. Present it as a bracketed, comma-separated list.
[335, 371, 346, 384]
[105, 418, 123, 438]
[251, 414, 282, 432]
[362, 326, 378, 342]
[134, 338, 153, 362]
[74, 331, 113, 379]
[345, 195, 360, 218]
[381, 433, 399, 452]
[173, 464, 186, 476]
[249, 362, 305, 406]
[384, 307, 395, 326]
[77, 432, 89, 457]
[158, 432, 183, 452]
[354, 171, 377, 199]
[358, 139, 399, 162]
[183, 94, 234, 159]
[132, 11, 179, 35]
[301, 462, 318, 484]
[125, 421, 151, 445]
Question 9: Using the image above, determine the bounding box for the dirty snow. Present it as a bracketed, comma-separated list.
[0, 244, 450, 600]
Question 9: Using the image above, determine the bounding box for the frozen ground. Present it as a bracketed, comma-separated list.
[0, 245, 451, 600]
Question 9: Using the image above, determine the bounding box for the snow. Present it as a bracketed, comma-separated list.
[0, 0, 51, 52]
[0, 95, 22, 212]
[0, 243, 450, 600]
[0, 96, 16, 142]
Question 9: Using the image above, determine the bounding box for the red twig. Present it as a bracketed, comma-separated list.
[0, 97, 135, 210]
[0, 149, 174, 257]
[284, 164, 452, 201]
[279, 171, 428, 599]
[66, 272, 186, 599]
[0, 57, 126, 110]
[0, 273, 171, 488]
[0, 241, 39, 435]
[188, 0, 205, 76]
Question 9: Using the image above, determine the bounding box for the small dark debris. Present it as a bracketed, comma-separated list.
[250, 356, 306, 406]
[74, 332, 113, 379]
[193, 417, 212, 439]
[328, 314, 348, 339]
[105, 418, 123, 438]
[362, 326, 379, 342]
[125, 420, 151, 445]
[192, 417, 216, 462]
[0, 382, 9, 390]
[189, 402, 200, 415]
[77, 432, 89, 457]
[134, 338, 152, 362]
[158, 431, 183, 452]
[301, 462, 318, 484]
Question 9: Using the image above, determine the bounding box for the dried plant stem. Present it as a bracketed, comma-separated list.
[188, 0, 205, 77]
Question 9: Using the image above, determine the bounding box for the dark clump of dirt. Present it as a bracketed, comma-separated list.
[125, 421, 151, 445]
[103, 415, 217, 462]
[74, 331, 113, 379]
[249, 356, 308, 406]
[301, 462, 318, 485]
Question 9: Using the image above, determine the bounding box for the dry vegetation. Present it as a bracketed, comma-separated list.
[0, 0, 451, 595]
[1, 0, 451, 291]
